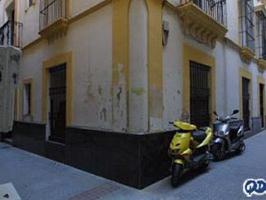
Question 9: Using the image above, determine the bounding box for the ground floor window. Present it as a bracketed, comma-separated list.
[23, 82, 32, 116]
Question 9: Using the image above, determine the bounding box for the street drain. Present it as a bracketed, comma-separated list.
[68, 182, 121, 200]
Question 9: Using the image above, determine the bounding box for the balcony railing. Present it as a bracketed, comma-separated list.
[179, 0, 227, 26]
[39, 0, 67, 31]
[0, 21, 23, 48]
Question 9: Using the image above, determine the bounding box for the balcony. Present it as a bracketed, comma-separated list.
[177, 0, 227, 48]
[39, 0, 70, 39]
[0, 21, 23, 48]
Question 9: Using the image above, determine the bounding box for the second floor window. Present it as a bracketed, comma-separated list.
[240, 0, 255, 51]
[256, 12, 266, 59]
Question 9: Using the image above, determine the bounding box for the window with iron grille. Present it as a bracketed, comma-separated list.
[256, 12, 266, 59]
[239, 0, 255, 51]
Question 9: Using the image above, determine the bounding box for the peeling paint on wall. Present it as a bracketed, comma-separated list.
[131, 87, 145, 96]
[100, 107, 107, 122]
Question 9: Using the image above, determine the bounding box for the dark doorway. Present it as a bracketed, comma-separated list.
[242, 77, 250, 131]
[49, 64, 66, 143]
[190, 61, 210, 127]
[259, 84, 264, 128]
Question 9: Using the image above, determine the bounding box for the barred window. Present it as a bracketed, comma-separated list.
[240, 0, 255, 51]
[256, 12, 266, 59]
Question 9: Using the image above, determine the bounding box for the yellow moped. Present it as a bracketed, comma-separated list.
[168, 120, 213, 187]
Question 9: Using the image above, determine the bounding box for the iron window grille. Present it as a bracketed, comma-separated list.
[239, 0, 255, 51]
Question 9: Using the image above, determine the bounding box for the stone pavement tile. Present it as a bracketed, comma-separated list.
[68, 182, 121, 200]
[0, 144, 108, 200]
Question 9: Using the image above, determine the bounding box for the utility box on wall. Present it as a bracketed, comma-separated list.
[0, 47, 20, 133]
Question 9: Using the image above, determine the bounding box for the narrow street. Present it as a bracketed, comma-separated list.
[1, 131, 266, 200]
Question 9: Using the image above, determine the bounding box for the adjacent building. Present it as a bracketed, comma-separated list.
[1, 0, 266, 188]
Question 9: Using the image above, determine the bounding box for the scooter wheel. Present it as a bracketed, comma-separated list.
[236, 142, 246, 154]
[171, 164, 183, 187]
[200, 160, 209, 171]
[212, 144, 226, 161]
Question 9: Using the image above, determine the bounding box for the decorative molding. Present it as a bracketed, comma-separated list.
[240, 47, 255, 63]
[39, 18, 69, 40]
[257, 58, 266, 70]
[255, 4, 266, 16]
[177, 2, 227, 48]
[69, 0, 111, 24]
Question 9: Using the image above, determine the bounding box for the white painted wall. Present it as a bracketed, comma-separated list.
[18, 0, 40, 47]
[0, 47, 20, 133]
[71, 0, 107, 16]
[226, 0, 241, 44]
[17, 0, 266, 134]
[20, 5, 113, 132]
[129, 0, 148, 133]
[162, 1, 263, 131]
[0, 0, 12, 26]
[162, 6, 183, 129]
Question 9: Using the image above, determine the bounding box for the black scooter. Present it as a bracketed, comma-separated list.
[211, 109, 245, 160]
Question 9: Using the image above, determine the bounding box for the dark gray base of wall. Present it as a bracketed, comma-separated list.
[12, 121, 175, 189]
[244, 117, 265, 139]
[13, 121, 46, 156]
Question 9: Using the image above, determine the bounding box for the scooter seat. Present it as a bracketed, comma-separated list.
[192, 130, 206, 143]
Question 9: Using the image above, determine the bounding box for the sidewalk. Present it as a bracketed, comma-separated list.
[1, 130, 266, 200]
[0, 142, 158, 200]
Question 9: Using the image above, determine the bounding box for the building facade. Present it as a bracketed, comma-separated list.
[1, 0, 266, 188]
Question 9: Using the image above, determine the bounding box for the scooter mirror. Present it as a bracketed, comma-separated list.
[232, 110, 239, 115]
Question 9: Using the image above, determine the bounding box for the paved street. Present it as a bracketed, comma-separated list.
[1, 131, 266, 200]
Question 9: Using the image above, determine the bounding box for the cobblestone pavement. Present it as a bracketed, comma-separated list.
[1, 131, 266, 200]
